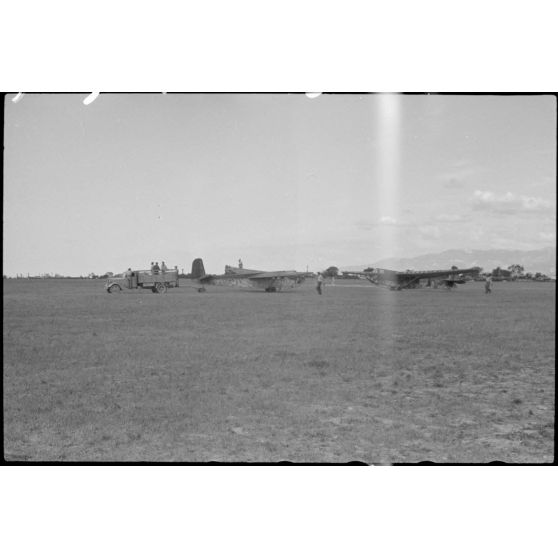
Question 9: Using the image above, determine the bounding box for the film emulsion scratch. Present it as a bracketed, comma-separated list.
[3, 93, 555, 463]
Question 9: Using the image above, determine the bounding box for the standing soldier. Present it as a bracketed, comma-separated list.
[485, 275, 492, 294]
[161, 261, 168, 272]
[316, 272, 324, 295]
[125, 267, 133, 288]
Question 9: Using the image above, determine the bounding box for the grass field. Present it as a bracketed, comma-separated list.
[3, 278, 555, 462]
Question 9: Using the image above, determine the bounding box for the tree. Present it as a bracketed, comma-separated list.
[507, 264, 524, 278]
[323, 266, 339, 278]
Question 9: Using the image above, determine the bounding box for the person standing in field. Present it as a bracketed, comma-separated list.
[316, 272, 324, 295]
[485, 275, 492, 294]
[125, 267, 133, 288]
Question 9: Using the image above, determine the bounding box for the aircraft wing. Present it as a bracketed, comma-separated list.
[365, 267, 480, 290]
[249, 270, 305, 280]
[225, 266, 263, 275]
[396, 268, 480, 279]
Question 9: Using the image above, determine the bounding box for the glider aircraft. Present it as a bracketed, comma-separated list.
[189, 259, 306, 292]
[362, 267, 481, 290]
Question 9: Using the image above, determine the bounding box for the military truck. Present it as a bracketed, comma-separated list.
[105, 269, 179, 294]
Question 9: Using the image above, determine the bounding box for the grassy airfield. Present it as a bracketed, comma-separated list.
[3, 278, 555, 462]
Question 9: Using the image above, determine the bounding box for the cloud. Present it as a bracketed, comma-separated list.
[471, 190, 555, 214]
[418, 225, 440, 239]
[443, 177, 466, 189]
[435, 213, 465, 222]
[469, 226, 484, 242]
[539, 231, 556, 242]
[489, 236, 545, 251]
[355, 216, 400, 230]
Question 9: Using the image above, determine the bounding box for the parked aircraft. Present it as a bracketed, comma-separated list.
[189, 259, 306, 292]
[363, 267, 481, 290]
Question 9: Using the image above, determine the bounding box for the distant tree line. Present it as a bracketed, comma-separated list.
[478, 264, 552, 282]
[3, 272, 111, 279]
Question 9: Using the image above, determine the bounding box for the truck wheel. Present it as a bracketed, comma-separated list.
[156, 282, 168, 294]
[108, 284, 122, 293]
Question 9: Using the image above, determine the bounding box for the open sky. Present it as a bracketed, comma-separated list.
[3, 93, 556, 276]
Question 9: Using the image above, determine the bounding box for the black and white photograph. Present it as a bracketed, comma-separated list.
[2, 2, 558, 557]
[3, 92, 555, 463]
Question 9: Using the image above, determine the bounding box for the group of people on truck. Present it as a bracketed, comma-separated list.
[150, 261, 169, 274]
[123, 262, 178, 278]
[120, 262, 178, 289]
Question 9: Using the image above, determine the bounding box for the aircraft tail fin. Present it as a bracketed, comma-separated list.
[191, 258, 206, 279]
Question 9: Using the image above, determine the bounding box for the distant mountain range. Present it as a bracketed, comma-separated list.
[341, 247, 556, 276]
